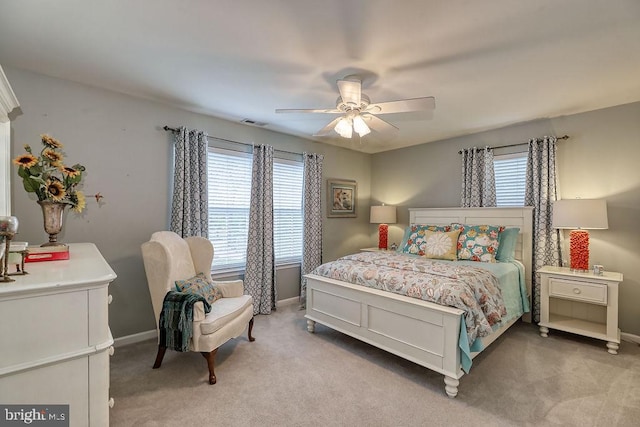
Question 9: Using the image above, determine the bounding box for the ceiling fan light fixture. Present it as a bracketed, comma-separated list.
[335, 116, 353, 138]
[353, 115, 371, 137]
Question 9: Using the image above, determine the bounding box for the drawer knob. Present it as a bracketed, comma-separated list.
[108, 294, 113, 304]
[109, 346, 115, 356]
[573, 288, 581, 294]
[108, 398, 115, 408]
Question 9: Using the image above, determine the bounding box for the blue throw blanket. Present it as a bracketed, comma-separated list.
[158, 291, 211, 352]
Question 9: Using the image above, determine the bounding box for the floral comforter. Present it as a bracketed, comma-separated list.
[311, 251, 507, 346]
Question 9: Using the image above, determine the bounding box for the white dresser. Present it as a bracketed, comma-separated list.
[0, 243, 117, 426]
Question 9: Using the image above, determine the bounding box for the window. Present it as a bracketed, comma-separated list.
[273, 159, 304, 264]
[207, 147, 303, 273]
[494, 153, 527, 207]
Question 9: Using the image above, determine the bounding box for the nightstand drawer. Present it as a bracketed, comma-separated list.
[549, 278, 607, 305]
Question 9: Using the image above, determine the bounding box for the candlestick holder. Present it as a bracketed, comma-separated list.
[0, 216, 19, 282]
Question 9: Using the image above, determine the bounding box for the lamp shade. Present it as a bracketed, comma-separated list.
[552, 199, 608, 229]
[370, 205, 396, 224]
[334, 117, 352, 138]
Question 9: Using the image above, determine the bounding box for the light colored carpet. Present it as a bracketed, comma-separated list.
[110, 304, 640, 426]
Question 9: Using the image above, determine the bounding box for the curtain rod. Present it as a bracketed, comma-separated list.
[163, 125, 303, 157]
[458, 135, 569, 154]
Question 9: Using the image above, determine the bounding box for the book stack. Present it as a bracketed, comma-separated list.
[25, 244, 70, 262]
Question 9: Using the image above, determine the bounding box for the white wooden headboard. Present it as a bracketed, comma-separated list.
[409, 207, 533, 321]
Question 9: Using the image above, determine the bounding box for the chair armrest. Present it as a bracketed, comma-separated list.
[193, 300, 206, 322]
[213, 280, 244, 298]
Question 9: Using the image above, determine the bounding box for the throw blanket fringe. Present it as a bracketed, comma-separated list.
[158, 291, 211, 352]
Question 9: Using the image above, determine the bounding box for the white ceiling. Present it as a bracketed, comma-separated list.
[1, 0, 639, 153]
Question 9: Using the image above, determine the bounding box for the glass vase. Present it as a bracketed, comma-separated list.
[38, 201, 67, 247]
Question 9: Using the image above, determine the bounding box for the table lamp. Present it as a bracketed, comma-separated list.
[552, 199, 608, 272]
[370, 205, 396, 250]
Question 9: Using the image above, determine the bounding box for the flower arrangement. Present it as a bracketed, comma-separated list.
[13, 134, 92, 213]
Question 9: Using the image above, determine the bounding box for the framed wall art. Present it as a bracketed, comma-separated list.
[327, 179, 357, 218]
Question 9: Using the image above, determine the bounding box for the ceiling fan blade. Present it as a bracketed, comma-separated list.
[337, 79, 361, 106]
[366, 97, 435, 114]
[276, 108, 341, 114]
[362, 114, 399, 133]
[313, 117, 343, 136]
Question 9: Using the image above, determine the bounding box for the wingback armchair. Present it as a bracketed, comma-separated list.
[141, 231, 254, 384]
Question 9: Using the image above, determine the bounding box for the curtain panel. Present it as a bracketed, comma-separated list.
[245, 144, 276, 315]
[524, 136, 563, 322]
[299, 152, 324, 308]
[170, 127, 209, 237]
[460, 147, 497, 207]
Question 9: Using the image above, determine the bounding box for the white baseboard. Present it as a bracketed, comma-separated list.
[114, 329, 156, 347]
[277, 296, 299, 307]
[114, 296, 301, 347]
[621, 332, 640, 345]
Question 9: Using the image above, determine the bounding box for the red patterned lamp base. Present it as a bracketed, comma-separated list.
[378, 224, 389, 250]
[569, 229, 590, 271]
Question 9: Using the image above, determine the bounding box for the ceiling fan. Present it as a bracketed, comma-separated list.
[276, 76, 435, 138]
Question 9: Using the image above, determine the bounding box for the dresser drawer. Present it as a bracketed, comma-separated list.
[548, 277, 607, 305]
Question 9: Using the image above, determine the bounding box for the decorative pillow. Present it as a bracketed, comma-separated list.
[399, 224, 451, 255]
[452, 224, 504, 263]
[496, 227, 520, 262]
[420, 229, 461, 260]
[175, 272, 223, 305]
[399, 224, 452, 253]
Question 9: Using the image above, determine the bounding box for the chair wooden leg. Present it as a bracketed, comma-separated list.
[152, 345, 167, 369]
[248, 317, 256, 342]
[201, 349, 218, 385]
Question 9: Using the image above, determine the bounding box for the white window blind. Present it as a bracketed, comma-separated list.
[207, 147, 303, 273]
[273, 159, 303, 264]
[208, 148, 252, 272]
[494, 153, 528, 207]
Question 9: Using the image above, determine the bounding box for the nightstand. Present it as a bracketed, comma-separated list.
[538, 266, 623, 354]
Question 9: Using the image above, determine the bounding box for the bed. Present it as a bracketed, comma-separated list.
[304, 207, 533, 398]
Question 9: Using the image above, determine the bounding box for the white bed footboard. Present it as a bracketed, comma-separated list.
[305, 275, 465, 397]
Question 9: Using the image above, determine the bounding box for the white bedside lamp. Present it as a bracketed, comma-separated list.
[552, 199, 608, 272]
[370, 205, 396, 250]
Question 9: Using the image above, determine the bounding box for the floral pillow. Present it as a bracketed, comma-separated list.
[175, 272, 223, 305]
[400, 225, 456, 257]
[452, 224, 504, 263]
[419, 229, 461, 260]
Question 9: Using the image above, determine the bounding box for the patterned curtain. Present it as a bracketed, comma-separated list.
[524, 136, 563, 322]
[299, 152, 324, 308]
[460, 147, 497, 207]
[245, 144, 275, 315]
[170, 127, 208, 237]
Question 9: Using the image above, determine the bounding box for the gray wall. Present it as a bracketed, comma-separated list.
[5, 66, 372, 338]
[371, 102, 640, 336]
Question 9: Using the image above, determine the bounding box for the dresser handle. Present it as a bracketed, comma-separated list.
[573, 288, 581, 294]
[108, 346, 115, 356]
[108, 294, 113, 304]
[108, 398, 115, 408]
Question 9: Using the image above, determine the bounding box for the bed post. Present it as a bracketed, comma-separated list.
[307, 319, 316, 333]
[444, 376, 459, 398]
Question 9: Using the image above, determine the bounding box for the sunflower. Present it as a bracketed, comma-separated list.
[71, 191, 86, 213]
[13, 153, 38, 169]
[14, 134, 101, 214]
[41, 134, 63, 149]
[46, 180, 66, 202]
[43, 148, 64, 165]
[60, 165, 81, 178]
